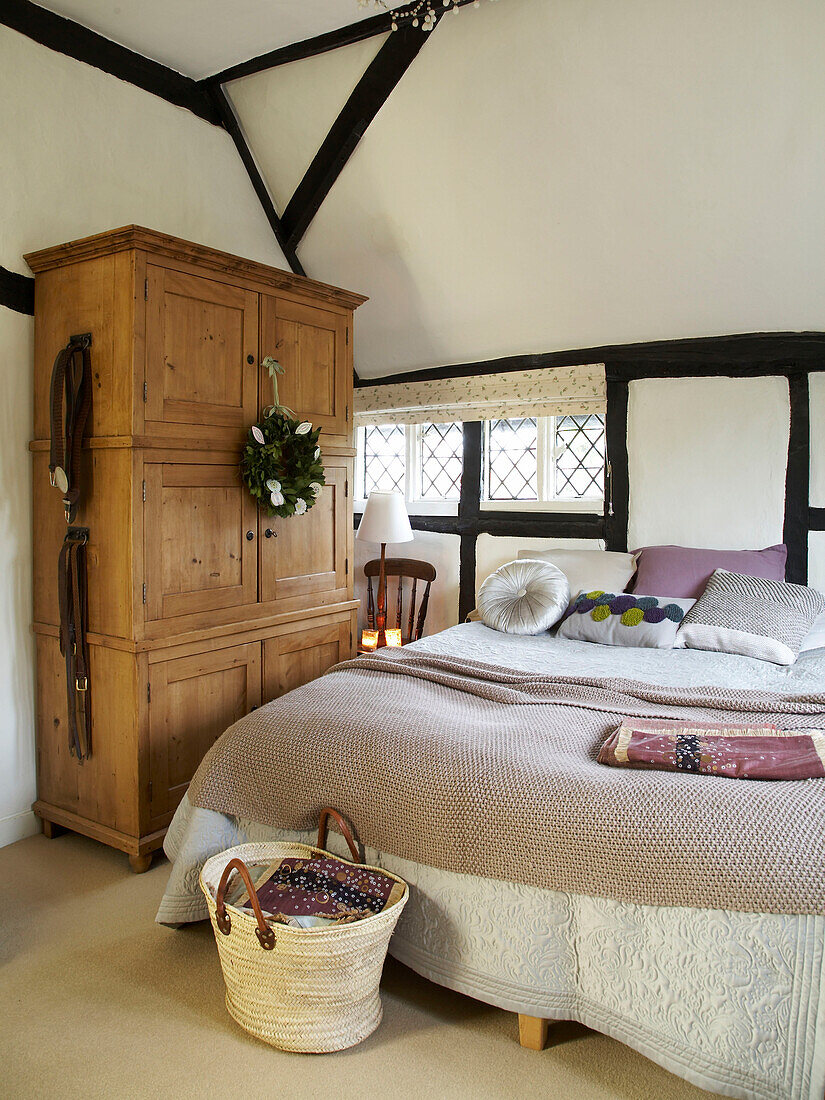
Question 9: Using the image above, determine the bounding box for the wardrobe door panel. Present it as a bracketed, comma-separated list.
[147, 642, 261, 824]
[260, 296, 349, 439]
[262, 618, 353, 703]
[145, 266, 258, 429]
[144, 462, 257, 621]
[259, 462, 349, 609]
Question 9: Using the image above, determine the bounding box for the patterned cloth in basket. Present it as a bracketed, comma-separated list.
[233, 855, 406, 926]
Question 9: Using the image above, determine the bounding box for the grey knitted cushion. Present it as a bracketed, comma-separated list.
[677, 569, 824, 665]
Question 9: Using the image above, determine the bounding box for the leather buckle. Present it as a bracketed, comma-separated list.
[76, 676, 88, 692]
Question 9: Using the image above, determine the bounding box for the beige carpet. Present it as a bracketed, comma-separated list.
[0, 831, 720, 1100]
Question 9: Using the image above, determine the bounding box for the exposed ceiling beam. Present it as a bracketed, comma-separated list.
[205, 9, 396, 87]
[207, 86, 305, 276]
[1, 0, 221, 125]
[356, 332, 825, 388]
[204, 0, 479, 87]
[279, 20, 437, 251]
[0, 265, 35, 315]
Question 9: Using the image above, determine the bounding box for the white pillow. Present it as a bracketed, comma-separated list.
[478, 559, 570, 635]
[794, 609, 825, 654]
[517, 548, 637, 600]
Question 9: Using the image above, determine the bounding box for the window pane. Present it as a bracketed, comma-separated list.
[484, 417, 538, 500]
[419, 422, 463, 500]
[363, 423, 406, 495]
[554, 414, 605, 500]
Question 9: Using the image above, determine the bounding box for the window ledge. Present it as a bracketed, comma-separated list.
[354, 499, 459, 517]
[479, 499, 604, 513]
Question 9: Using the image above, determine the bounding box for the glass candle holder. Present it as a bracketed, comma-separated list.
[361, 629, 378, 651]
[385, 629, 403, 647]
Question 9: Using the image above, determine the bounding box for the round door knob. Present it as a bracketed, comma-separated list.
[246, 530, 254, 541]
[247, 354, 255, 364]
[265, 528, 276, 538]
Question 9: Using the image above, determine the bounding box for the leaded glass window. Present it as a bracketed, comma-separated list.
[362, 423, 406, 495]
[419, 422, 463, 500]
[484, 418, 538, 500]
[553, 414, 606, 500]
[482, 414, 605, 505]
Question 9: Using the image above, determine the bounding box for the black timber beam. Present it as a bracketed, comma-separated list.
[784, 372, 810, 585]
[280, 21, 437, 251]
[0, 266, 35, 315]
[207, 87, 305, 276]
[356, 333, 825, 388]
[206, 0, 479, 86]
[1, 0, 221, 125]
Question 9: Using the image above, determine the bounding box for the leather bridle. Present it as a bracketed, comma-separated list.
[49, 333, 92, 523]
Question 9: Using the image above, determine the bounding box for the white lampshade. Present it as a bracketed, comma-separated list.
[356, 491, 413, 545]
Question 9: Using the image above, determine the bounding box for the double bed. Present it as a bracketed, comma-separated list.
[157, 622, 825, 1100]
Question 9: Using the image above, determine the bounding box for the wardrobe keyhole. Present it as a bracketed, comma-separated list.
[265, 528, 276, 538]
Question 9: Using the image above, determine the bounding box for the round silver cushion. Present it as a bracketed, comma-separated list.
[477, 558, 571, 635]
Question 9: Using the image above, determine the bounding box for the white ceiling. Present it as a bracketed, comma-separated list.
[229, 0, 825, 378]
[36, 0, 381, 79]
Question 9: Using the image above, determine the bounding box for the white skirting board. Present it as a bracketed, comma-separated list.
[0, 808, 40, 848]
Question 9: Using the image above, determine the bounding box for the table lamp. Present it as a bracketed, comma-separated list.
[356, 491, 413, 648]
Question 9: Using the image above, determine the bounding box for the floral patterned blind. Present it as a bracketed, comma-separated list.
[354, 363, 605, 426]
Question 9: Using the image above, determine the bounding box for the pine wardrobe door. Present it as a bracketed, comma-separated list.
[259, 460, 351, 612]
[145, 266, 259, 430]
[147, 642, 261, 825]
[261, 616, 354, 703]
[143, 461, 258, 623]
[260, 295, 350, 440]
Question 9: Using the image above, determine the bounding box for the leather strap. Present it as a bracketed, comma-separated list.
[215, 858, 276, 950]
[317, 807, 361, 862]
[49, 335, 92, 523]
[58, 528, 91, 761]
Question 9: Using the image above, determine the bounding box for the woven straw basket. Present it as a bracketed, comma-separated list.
[200, 809, 408, 1053]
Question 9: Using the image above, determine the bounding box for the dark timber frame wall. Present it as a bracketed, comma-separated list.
[356, 333, 825, 615]
[0, 0, 458, 295]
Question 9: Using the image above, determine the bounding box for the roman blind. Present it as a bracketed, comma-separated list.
[354, 363, 605, 426]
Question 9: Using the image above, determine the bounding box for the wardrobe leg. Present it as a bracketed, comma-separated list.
[41, 819, 65, 839]
[128, 853, 153, 874]
[518, 1014, 550, 1051]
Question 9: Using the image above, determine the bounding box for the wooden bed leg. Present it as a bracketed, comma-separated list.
[128, 853, 153, 874]
[518, 1014, 549, 1051]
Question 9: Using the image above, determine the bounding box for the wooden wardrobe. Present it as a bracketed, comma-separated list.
[27, 226, 365, 872]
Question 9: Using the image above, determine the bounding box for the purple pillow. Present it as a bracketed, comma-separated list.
[631, 544, 787, 599]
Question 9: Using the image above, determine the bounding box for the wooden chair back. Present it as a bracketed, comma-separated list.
[364, 557, 437, 642]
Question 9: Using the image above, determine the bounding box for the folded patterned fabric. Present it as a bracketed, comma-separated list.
[599, 718, 825, 780]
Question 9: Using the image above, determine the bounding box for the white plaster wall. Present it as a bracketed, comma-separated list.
[354, 530, 459, 640]
[228, 35, 387, 211]
[809, 532, 825, 596]
[810, 373, 825, 508]
[627, 376, 789, 551]
[0, 27, 290, 847]
[232, 0, 825, 377]
[475, 535, 604, 591]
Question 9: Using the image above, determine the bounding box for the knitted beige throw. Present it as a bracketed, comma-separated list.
[188, 650, 825, 915]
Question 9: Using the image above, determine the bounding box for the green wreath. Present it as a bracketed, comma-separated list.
[242, 359, 325, 518]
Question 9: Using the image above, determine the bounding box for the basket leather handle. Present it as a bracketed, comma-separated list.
[215, 857, 276, 950]
[317, 807, 360, 863]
